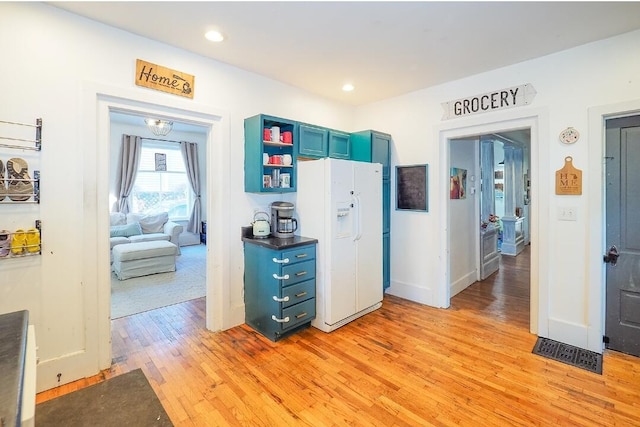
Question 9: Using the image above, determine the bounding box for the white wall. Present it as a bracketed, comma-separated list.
[449, 139, 478, 296]
[354, 28, 640, 352]
[0, 3, 355, 392]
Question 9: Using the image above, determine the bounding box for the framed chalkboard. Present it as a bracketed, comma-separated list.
[396, 164, 428, 212]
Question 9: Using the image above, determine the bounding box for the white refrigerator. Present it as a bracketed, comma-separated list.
[296, 158, 383, 332]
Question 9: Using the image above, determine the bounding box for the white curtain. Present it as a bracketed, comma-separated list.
[114, 134, 142, 213]
[180, 141, 201, 233]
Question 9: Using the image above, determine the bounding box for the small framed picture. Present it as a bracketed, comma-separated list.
[263, 175, 272, 188]
[154, 153, 167, 171]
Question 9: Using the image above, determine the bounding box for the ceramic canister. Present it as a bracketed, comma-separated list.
[270, 126, 280, 144]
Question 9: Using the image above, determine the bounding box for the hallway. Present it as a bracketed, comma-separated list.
[454, 244, 531, 330]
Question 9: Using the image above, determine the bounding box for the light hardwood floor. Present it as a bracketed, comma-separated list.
[38, 247, 640, 426]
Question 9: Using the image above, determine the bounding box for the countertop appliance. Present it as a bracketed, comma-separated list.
[296, 158, 383, 332]
[252, 211, 271, 238]
[271, 201, 298, 238]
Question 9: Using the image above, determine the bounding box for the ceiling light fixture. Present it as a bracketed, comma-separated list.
[342, 83, 355, 92]
[205, 30, 225, 42]
[145, 118, 173, 136]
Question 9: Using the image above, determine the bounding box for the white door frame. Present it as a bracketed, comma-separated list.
[588, 99, 640, 352]
[437, 107, 549, 335]
[82, 81, 231, 371]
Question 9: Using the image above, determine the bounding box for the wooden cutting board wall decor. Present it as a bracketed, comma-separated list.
[555, 156, 582, 195]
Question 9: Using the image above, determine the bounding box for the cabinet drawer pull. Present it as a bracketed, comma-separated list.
[295, 253, 308, 258]
[295, 271, 308, 277]
[271, 315, 290, 323]
[295, 312, 308, 320]
[295, 291, 307, 298]
[272, 257, 290, 264]
[272, 295, 290, 302]
[272, 273, 290, 280]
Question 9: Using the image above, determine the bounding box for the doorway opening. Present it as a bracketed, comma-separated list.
[438, 113, 541, 335]
[85, 87, 229, 372]
[448, 130, 531, 328]
[108, 111, 208, 319]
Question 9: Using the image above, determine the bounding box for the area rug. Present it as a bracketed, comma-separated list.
[111, 244, 206, 318]
[532, 337, 603, 374]
[36, 369, 173, 426]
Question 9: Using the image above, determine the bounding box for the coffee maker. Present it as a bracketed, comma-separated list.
[271, 201, 298, 238]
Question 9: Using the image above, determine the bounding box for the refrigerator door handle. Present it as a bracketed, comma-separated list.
[354, 194, 363, 241]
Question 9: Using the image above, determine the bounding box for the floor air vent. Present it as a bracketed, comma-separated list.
[532, 337, 602, 374]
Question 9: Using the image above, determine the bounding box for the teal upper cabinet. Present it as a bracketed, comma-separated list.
[299, 124, 350, 159]
[350, 130, 391, 179]
[328, 130, 350, 159]
[244, 114, 297, 193]
[298, 123, 328, 158]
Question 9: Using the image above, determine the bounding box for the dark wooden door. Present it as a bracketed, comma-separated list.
[605, 115, 640, 356]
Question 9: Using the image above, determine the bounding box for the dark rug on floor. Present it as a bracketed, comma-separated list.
[36, 368, 173, 426]
[532, 337, 602, 374]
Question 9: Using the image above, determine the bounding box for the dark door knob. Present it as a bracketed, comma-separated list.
[603, 245, 619, 265]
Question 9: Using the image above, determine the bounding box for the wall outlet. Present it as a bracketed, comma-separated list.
[557, 207, 577, 221]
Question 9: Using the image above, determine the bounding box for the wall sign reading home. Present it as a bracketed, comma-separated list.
[135, 59, 194, 99]
[441, 83, 536, 120]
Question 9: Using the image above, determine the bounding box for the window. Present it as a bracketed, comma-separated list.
[130, 142, 192, 221]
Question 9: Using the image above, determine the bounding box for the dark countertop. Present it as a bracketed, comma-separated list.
[242, 235, 317, 250]
[0, 310, 29, 427]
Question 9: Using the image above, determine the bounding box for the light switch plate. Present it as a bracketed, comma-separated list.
[557, 207, 577, 221]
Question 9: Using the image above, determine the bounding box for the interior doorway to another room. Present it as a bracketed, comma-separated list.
[448, 129, 532, 327]
[108, 111, 209, 319]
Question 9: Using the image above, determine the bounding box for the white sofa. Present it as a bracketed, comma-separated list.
[110, 212, 183, 256]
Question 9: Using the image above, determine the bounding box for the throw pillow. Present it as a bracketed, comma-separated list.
[110, 222, 142, 238]
[130, 212, 169, 234]
[110, 212, 126, 226]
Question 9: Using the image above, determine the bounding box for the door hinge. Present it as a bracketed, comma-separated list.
[603, 335, 610, 344]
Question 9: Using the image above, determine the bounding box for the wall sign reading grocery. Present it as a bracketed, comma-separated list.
[135, 59, 195, 99]
[441, 83, 536, 120]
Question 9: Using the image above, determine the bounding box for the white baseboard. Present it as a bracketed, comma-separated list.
[386, 280, 438, 307]
[450, 271, 476, 298]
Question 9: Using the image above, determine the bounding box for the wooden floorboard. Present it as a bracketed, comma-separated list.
[38, 246, 640, 426]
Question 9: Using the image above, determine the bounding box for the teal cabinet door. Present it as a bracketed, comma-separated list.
[382, 180, 390, 234]
[371, 132, 391, 179]
[298, 123, 328, 158]
[244, 114, 297, 193]
[351, 130, 391, 177]
[328, 130, 350, 159]
[383, 232, 390, 289]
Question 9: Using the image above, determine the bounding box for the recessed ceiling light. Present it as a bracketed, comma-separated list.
[205, 30, 224, 42]
[342, 83, 355, 92]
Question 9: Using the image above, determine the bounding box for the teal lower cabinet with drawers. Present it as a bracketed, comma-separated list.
[242, 236, 317, 341]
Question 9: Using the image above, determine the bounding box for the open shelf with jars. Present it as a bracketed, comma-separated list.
[244, 114, 297, 193]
